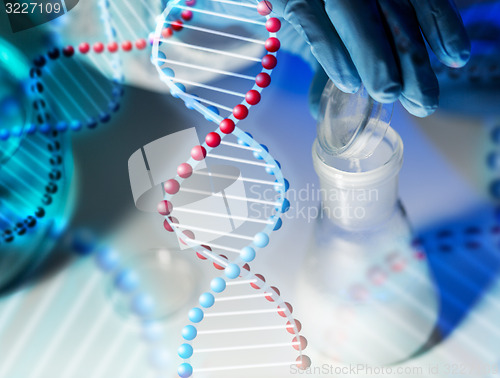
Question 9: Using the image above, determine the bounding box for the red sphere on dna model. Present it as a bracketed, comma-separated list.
[287, 320, 302, 334]
[257, 0, 272, 16]
[196, 252, 207, 260]
[278, 302, 293, 317]
[177, 163, 193, 178]
[197, 245, 211, 260]
[121, 41, 132, 51]
[292, 336, 308, 351]
[265, 37, 281, 53]
[135, 39, 147, 50]
[265, 286, 280, 302]
[256, 73, 271, 88]
[162, 28, 173, 38]
[181, 10, 193, 21]
[171, 20, 184, 31]
[163, 216, 178, 232]
[62, 45, 75, 57]
[93, 42, 104, 53]
[78, 42, 89, 54]
[297, 355, 312, 370]
[180, 230, 195, 245]
[233, 104, 249, 120]
[245, 90, 261, 105]
[157, 200, 173, 216]
[219, 119, 235, 134]
[191, 145, 207, 161]
[107, 42, 118, 53]
[250, 274, 266, 290]
[164, 179, 180, 195]
[262, 54, 277, 70]
[266, 17, 281, 33]
[213, 254, 228, 270]
[205, 132, 221, 148]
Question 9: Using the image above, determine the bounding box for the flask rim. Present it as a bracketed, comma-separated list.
[313, 126, 404, 189]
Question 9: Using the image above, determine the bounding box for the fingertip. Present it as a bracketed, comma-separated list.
[335, 80, 361, 94]
[323, 65, 362, 94]
[400, 94, 439, 118]
[435, 28, 471, 68]
[411, 105, 438, 118]
[447, 49, 471, 68]
[369, 82, 402, 104]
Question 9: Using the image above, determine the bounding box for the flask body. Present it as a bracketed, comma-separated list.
[297, 128, 439, 365]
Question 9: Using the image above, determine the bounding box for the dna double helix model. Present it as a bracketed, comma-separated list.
[0, 36, 78, 293]
[148, 1, 311, 376]
[0, 0, 127, 250]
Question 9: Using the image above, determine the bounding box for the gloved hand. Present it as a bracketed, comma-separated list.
[268, 0, 471, 118]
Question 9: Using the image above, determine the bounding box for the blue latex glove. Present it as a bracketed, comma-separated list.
[269, 0, 471, 117]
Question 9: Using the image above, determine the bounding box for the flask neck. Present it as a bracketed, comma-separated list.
[312, 126, 404, 230]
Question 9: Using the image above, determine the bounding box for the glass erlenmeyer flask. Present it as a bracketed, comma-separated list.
[296, 81, 439, 365]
